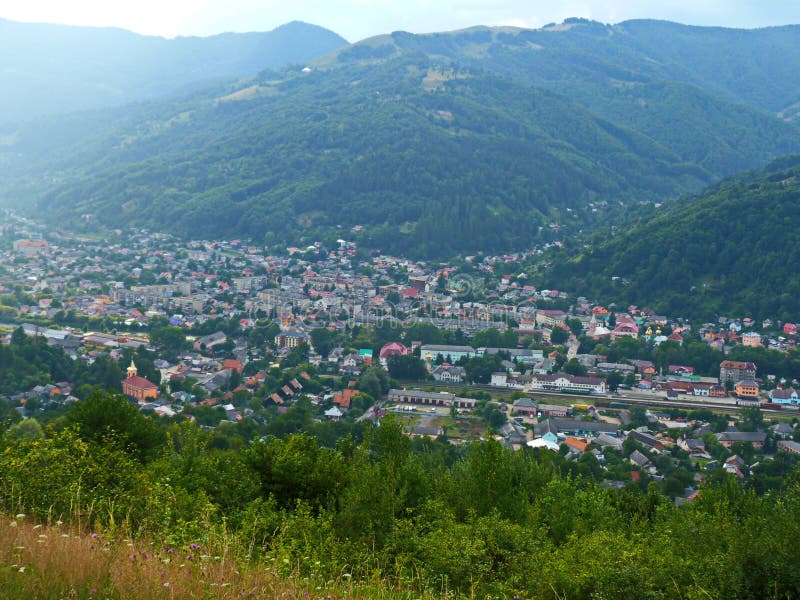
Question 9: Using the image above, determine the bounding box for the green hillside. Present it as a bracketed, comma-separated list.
[325, 20, 800, 178]
[545, 156, 800, 321]
[329, 19, 800, 114]
[3, 57, 713, 256]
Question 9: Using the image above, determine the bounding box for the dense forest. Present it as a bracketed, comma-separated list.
[544, 157, 800, 321]
[1, 391, 800, 598]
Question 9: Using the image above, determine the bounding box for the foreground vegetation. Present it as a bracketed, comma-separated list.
[2, 392, 800, 599]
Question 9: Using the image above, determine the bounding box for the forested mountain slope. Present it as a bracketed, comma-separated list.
[3, 57, 715, 256]
[545, 157, 800, 320]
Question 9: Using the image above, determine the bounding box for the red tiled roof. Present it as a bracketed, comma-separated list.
[124, 375, 157, 390]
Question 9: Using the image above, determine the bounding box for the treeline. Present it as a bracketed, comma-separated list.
[2, 392, 800, 598]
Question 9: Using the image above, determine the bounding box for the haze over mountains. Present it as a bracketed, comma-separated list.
[2, 17, 800, 263]
[0, 19, 347, 123]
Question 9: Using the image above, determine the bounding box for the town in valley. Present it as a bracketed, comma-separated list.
[3, 210, 800, 501]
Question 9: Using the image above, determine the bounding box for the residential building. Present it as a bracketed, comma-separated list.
[777, 440, 800, 455]
[735, 380, 760, 399]
[430, 365, 466, 383]
[771, 388, 800, 406]
[274, 331, 310, 349]
[420, 344, 477, 363]
[527, 373, 606, 394]
[720, 360, 757, 383]
[742, 332, 762, 347]
[715, 431, 766, 448]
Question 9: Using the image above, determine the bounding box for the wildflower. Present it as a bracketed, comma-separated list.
[163, 582, 170, 588]
[190, 543, 200, 550]
[9, 521, 17, 528]
[188, 556, 194, 562]
[18, 566, 25, 573]
[90, 589, 97, 596]
[55, 520, 63, 526]
[16, 514, 25, 519]
[91, 533, 99, 539]
[33, 524, 41, 530]
[167, 548, 174, 554]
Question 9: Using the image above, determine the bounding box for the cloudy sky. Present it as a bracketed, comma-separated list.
[3, 0, 799, 42]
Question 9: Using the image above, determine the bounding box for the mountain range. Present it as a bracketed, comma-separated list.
[1, 18, 800, 261]
[0, 19, 347, 124]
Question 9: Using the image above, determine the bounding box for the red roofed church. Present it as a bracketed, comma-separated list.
[122, 360, 158, 403]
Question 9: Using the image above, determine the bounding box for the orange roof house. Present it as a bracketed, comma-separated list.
[334, 388, 359, 409]
[223, 359, 244, 374]
[564, 437, 589, 453]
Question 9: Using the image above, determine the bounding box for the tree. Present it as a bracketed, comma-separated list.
[550, 326, 569, 345]
[739, 406, 764, 432]
[464, 354, 503, 384]
[6, 418, 44, 441]
[66, 391, 165, 462]
[606, 371, 624, 392]
[310, 327, 338, 358]
[566, 317, 584, 336]
[149, 326, 187, 359]
[387, 354, 428, 380]
[564, 358, 587, 376]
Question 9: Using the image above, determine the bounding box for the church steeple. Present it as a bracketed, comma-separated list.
[127, 360, 138, 379]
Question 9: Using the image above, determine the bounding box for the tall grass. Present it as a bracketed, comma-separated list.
[0, 515, 449, 599]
